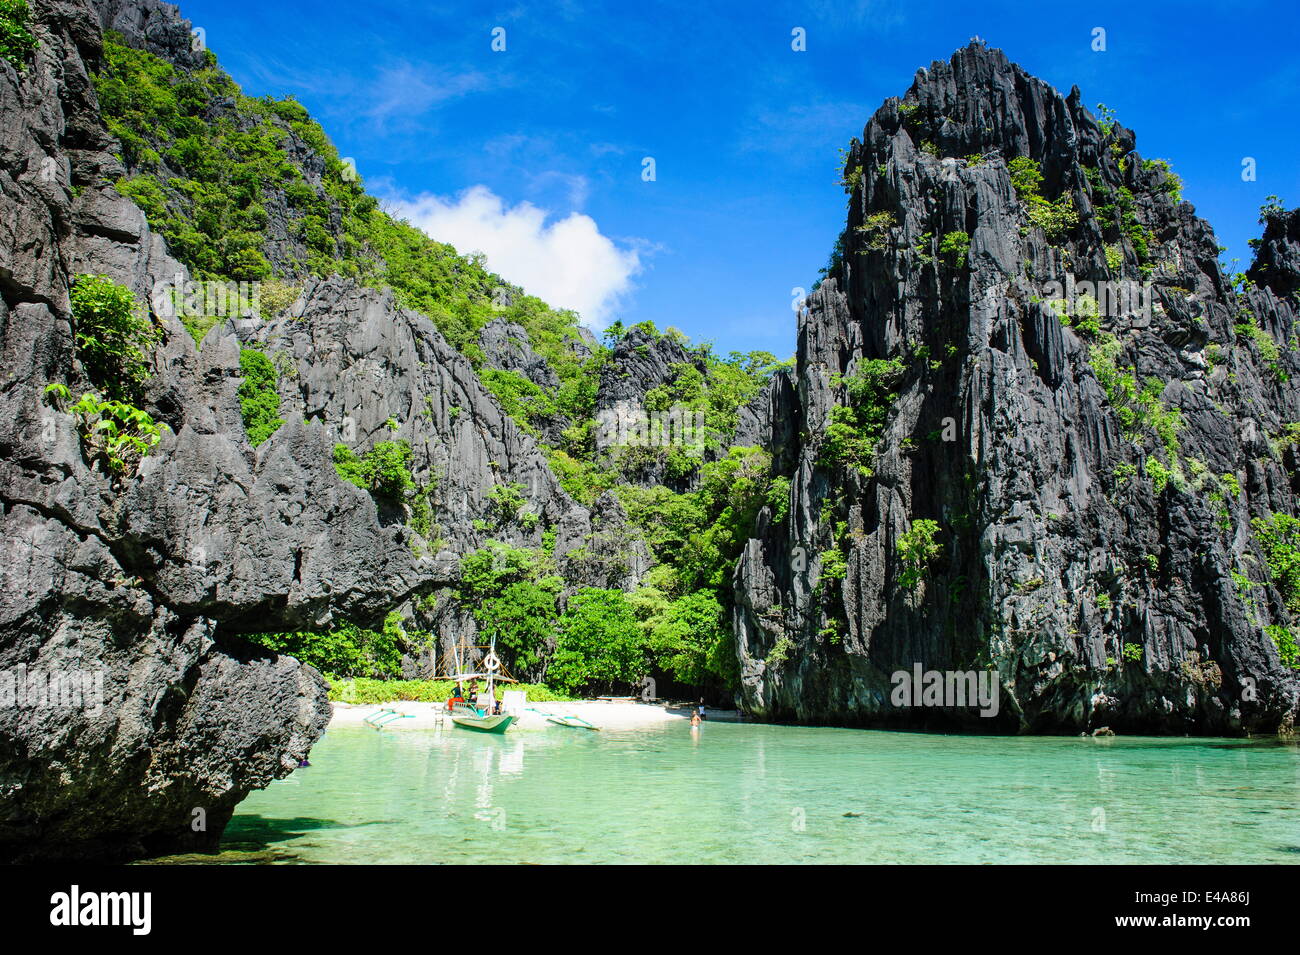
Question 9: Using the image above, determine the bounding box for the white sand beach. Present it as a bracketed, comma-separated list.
[329, 698, 738, 731]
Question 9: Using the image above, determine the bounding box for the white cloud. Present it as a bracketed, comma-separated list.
[387, 185, 640, 328]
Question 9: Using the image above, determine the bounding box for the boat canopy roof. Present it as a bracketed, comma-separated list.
[442, 672, 519, 683]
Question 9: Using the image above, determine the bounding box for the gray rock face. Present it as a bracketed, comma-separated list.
[0, 0, 325, 860]
[595, 326, 717, 487]
[732, 368, 799, 465]
[1247, 208, 1300, 302]
[248, 278, 591, 563]
[474, 316, 574, 444]
[733, 42, 1300, 735]
[597, 326, 700, 411]
[477, 317, 560, 391]
[558, 491, 652, 591]
[0, 0, 600, 860]
[92, 0, 203, 69]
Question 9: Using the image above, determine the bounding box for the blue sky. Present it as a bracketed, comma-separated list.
[180, 0, 1299, 357]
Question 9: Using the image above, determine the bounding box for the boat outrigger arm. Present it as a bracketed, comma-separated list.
[535, 710, 600, 731]
[364, 708, 415, 728]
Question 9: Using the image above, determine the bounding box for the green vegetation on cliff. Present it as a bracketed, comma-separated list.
[92, 31, 588, 363]
[236, 349, 283, 447]
[69, 274, 160, 403]
[92, 31, 790, 701]
[259, 612, 408, 680]
[0, 0, 37, 69]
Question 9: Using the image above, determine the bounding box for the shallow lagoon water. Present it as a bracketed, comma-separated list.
[222, 722, 1300, 864]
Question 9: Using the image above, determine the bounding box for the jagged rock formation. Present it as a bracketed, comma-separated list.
[0, 0, 326, 860]
[594, 324, 773, 486]
[594, 326, 705, 485]
[5, 0, 1299, 865]
[478, 317, 561, 392]
[732, 367, 798, 462]
[0, 0, 603, 859]
[734, 42, 1300, 735]
[1248, 208, 1300, 301]
[241, 277, 615, 672]
[597, 326, 700, 411]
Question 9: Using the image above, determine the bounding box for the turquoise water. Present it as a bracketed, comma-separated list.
[222, 722, 1300, 864]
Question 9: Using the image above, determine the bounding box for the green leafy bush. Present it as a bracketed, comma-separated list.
[1234, 320, 1283, 377]
[480, 368, 557, 437]
[333, 439, 416, 499]
[1051, 293, 1102, 337]
[766, 475, 792, 523]
[1145, 456, 1174, 494]
[819, 547, 848, 586]
[897, 519, 941, 589]
[1116, 187, 1153, 263]
[818, 358, 905, 477]
[1089, 333, 1182, 459]
[1142, 158, 1183, 202]
[0, 0, 37, 69]
[1008, 157, 1044, 197]
[1008, 157, 1078, 241]
[855, 211, 897, 252]
[326, 677, 572, 704]
[257, 612, 408, 679]
[237, 348, 283, 446]
[333, 439, 434, 540]
[45, 384, 166, 476]
[547, 587, 648, 694]
[647, 590, 726, 687]
[454, 541, 565, 679]
[475, 579, 561, 677]
[940, 230, 970, 269]
[69, 274, 160, 403]
[1252, 513, 1300, 612]
[1104, 243, 1122, 272]
[486, 481, 529, 525]
[1263, 625, 1300, 670]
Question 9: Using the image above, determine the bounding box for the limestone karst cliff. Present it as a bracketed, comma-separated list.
[3, 0, 1299, 864]
[0, 0, 602, 860]
[733, 42, 1300, 734]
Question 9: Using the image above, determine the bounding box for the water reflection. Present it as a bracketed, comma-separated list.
[221, 724, 1300, 864]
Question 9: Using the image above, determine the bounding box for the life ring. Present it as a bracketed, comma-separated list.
[483, 651, 501, 672]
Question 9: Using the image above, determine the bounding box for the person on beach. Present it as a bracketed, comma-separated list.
[698, 697, 707, 720]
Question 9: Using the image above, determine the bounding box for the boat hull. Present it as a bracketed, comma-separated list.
[450, 713, 514, 734]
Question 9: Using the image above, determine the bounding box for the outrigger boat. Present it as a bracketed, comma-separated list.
[449, 692, 514, 734]
[543, 712, 600, 731]
[442, 638, 515, 734]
